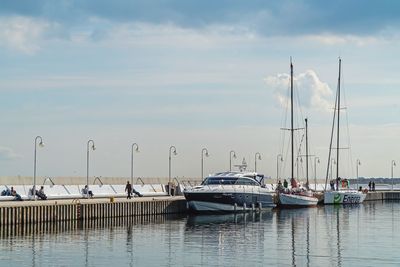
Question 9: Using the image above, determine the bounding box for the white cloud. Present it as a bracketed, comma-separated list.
[265, 70, 333, 111]
[305, 34, 380, 46]
[0, 16, 60, 54]
[0, 147, 20, 161]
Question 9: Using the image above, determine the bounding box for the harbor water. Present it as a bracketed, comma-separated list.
[1, 201, 400, 266]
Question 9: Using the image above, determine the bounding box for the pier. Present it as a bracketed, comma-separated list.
[0, 197, 187, 226]
[1, 191, 400, 226]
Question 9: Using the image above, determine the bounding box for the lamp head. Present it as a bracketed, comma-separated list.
[92, 145, 96, 151]
[233, 153, 237, 159]
[205, 152, 209, 157]
[317, 159, 320, 164]
[39, 141, 44, 147]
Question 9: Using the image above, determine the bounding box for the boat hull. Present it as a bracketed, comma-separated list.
[324, 190, 366, 204]
[184, 190, 276, 212]
[279, 193, 319, 207]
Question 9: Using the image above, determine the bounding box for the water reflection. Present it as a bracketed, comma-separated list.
[1, 202, 399, 266]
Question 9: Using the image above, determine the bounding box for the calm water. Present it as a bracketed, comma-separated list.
[1, 201, 400, 267]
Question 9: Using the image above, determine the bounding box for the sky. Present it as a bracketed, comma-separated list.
[0, 0, 400, 181]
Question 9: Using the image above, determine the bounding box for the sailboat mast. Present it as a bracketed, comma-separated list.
[336, 58, 341, 180]
[305, 118, 309, 186]
[291, 60, 294, 181]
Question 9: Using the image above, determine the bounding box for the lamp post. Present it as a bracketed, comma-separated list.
[229, 150, 236, 171]
[356, 159, 361, 189]
[254, 152, 261, 172]
[131, 143, 140, 184]
[201, 148, 209, 179]
[391, 160, 396, 190]
[33, 136, 44, 200]
[169, 146, 177, 195]
[314, 157, 320, 191]
[276, 154, 283, 183]
[86, 140, 96, 198]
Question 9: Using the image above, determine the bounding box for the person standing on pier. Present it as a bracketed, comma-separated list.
[125, 181, 133, 199]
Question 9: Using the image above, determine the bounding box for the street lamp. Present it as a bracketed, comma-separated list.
[356, 159, 361, 189]
[168, 146, 177, 195]
[86, 139, 96, 198]
[314, 157, 320, 191]
[229, 150, 236, 171]
[254, 152, 261, 172]
[201, 148, 209, 179]
[131, 143, 140, 184]
[391, 160, 396, 190]
[276, 154, 283, 183]
[33, 136, 44, 200]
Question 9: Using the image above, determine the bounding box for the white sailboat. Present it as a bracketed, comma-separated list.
[278, 60, 319, 207]
[324, 58, 367, 204]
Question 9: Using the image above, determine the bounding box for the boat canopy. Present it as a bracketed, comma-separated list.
[201, 176, 261, 186]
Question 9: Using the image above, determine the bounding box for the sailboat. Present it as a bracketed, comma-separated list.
[278, 60, 319, 207]
[324, 58, 367, 204]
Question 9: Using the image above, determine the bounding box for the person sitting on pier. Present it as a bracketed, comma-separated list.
[36, 186, 47, 200]
[82, 185, 94, 198]
[1, 187, 11, 196]
[11, 187, 22, 201]
[133, 185, 143, 197]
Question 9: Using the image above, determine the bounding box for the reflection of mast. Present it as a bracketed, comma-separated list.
[336, 208, 342, 266]
[291, 217, 296, 266]
[306, 216, 310, 267]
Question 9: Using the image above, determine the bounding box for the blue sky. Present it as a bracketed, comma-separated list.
[0, 1, 400, 180]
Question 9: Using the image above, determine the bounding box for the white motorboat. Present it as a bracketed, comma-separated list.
[184, 171, 276, 212]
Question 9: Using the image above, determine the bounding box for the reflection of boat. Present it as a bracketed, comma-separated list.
[186, 211, 273, 226]
[324, 59, 366, 204]
[277, 60, 318, 207]
[183, 171, 275, 212]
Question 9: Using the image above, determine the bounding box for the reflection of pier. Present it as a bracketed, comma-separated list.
[0, 214, 185, 238]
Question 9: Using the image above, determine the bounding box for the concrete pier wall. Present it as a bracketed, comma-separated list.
[365, 191, 400, 201]
[0, 198, 187, 226]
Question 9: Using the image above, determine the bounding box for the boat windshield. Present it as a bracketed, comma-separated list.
[202, 177, 260, 186]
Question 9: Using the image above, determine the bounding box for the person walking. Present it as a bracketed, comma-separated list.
[125, 181, 133, 199]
